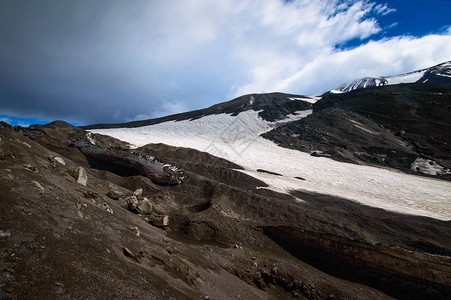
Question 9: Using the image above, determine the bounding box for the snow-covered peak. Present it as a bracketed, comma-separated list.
[330, 61, 451, 94]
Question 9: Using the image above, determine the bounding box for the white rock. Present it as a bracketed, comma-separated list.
[21, 141, 32, 148]
[75, 166, 88, 186]
[86, 132, 96, 145]
[0, 230, 11, 238]
[133, 188, 143, 197]
[31, 180, 45, 195]
[102, 203, 114, 214]
[54, 156, 66, 166]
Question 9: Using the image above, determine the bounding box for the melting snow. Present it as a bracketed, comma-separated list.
[353, 124, 379, 135]
[278, 110, 313, 124]
[288, 96, 320, 104]
[92, 111, 451, 221]
[384, 71, 425, 85]
[329, 90, 344, 94]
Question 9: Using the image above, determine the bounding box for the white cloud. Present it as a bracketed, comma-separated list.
[85, 0, 392, 100]
[101, 0, 448, 100]
[275, 35, 451, 95]
[374, 3, 396, 16]
[441, 25, 451, 35]
[0, 117, 12, 124]
[2, 0, 450, 123]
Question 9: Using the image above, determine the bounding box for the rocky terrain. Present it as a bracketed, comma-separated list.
[2, 62, 451, 299]
[263, 83, 451, 179]
[84, 92, 314, 129]
[1, 115, 451, 299]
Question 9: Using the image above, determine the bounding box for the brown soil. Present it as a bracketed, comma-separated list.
[1, 122, 450, 299]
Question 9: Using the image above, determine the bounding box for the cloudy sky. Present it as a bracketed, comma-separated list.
[1, 0, 450, 125]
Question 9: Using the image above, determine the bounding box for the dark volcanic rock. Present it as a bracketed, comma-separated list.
[71, 139, 187, 185]
[263, 83, 451, 179]
[1, 114, 451, 299]
[257, 169, 283, 176]
[84, 92, 313, 129]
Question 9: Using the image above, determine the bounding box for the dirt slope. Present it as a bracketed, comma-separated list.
[1, 122, 450, 299]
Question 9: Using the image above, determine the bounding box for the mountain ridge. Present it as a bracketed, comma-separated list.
[329, 60, 451, 94]
[84, 92, 316, 130]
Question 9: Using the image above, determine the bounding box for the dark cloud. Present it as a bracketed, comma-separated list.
[1, 0, 450, 125]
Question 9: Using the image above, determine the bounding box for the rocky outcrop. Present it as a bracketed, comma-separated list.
[264, 226, 451, 300]
[71, 139, 187, 185]
[113, 188, 170, 228]
[263, 84, 451, 180]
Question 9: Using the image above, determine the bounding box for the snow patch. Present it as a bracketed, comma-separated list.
[353, 124, 379, 135]
[92, 111, 451, 221]
[278, 110, 313, 124]
[384, 71, 425, 85]
[86, 132, 96, 145]
[349, 119, 362, 126]
[288, 96, 320, 104]
[410, 158, 451, 176]
[329, 90, 344, 94]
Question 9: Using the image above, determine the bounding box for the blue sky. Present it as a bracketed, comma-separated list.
[0, 0, 450, 126]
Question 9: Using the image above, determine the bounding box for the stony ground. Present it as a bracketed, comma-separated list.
[1, 121, 450, 299]
[263, 84, 451, 180]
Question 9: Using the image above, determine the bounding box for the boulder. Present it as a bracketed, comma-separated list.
[31, 180, 45, 195]
[107, 190, 125, 200]
[120, 196, 138, 211]
[74, 166, 87, 186]
[54, 156, 66, 166]
[133, 188, 143, 197]
[310, 150, 331, 158]
[102, 203, 114, 214]
[137, 198, 153, 214]
[150, 214, 169, 228]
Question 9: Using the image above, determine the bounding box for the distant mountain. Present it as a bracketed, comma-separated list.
[84, 92, 318, 129]
[329, 61, 451, 94]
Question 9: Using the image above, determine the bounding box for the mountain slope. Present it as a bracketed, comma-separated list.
[330, 61, 451, 93]
[264, 83, 451, 178]
[84, 92, 317, 130]
[90, 85, 451, 221]
[3, 62, 451, 299]
[2, 118, 451, 299]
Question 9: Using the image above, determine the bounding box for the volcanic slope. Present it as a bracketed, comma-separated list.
[85, 92, 316, 129]
[2, 117, 451, 299]
[91, 90, 451, 221]
[264, 83, 451, 179]
[87, 87, 451, 299]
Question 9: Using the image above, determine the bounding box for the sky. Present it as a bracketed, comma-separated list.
[0, 0, 450, 126]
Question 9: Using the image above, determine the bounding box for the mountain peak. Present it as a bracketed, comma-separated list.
[329, 60, 451, 94]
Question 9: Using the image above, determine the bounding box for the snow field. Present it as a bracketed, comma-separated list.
[92, 110, 451, 221]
